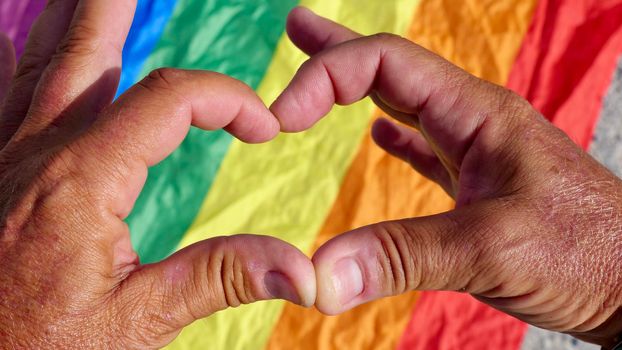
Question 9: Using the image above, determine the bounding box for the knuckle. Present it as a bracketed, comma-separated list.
[493, 85, 531, 122]
[206, 237, 256, 308]
[54, 21, 100, 64]
[370, 222, 421, 294]
[174, 237, 259, 322]
[368, 32, 408, 46]
[369, 215, 491, 293]
[367, 32, 416, 56]
[143, 68, 182, 90]
[13, 51, 49, 84]
[39, 146, 79, 181]
[25, 146, 103, 230]
[137, 68, 189, 108]
[0, 142, 104, 242]
[32, 155, 83, 216]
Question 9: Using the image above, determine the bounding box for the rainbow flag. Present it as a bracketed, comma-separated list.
[3, 0, 622, 349]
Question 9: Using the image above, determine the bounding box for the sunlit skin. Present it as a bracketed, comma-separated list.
[0, 1, 620, 349]
[0, 1, 314, 348]
[272, 7, 622, 348]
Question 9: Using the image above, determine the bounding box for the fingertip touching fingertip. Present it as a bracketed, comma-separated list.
[269, 97, 312, 133]
[230, 121, 280, 144]
[264, 271, 303, 305]
[256, 237, 317, 307]
[331, 258, 364, 303]
[225, 103, 281, 143]
[297, 253, 318, 307]
[263, 266, 317, 308]
[313, 243, 370, 315]
[314, 270, 362, 315]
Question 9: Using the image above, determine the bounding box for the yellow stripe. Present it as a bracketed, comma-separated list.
[266, 0, 539, 349]
[166, 1, 419, 349]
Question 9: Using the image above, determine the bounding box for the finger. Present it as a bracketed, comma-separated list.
[115, 235, 315, 346]
[287, 7, 420, 130]
[0, 33, 16, 104]
[272, 8, 522, 170]
[10, 0, 136, 144]
[0, 0, 79, 147]
[286, 8, 421, 130]
[312, 205, 501, 315]
[286, 6, 360, 56]
[371, 118, 454, 195]
[73, 69, 279, 220]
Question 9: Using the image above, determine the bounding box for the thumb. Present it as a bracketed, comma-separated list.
[313, 203, 505, 315]
[114, 235, 316, 346]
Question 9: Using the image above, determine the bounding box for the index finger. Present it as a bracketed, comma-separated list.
[72, 69, 279, 219]
[10, 0, 136, 144]
[271, 8, 525, 168]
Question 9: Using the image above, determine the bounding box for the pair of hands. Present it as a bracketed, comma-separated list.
[1, 1, 621, 349]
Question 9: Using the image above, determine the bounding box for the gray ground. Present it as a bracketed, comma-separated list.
[591, 57, 622, 177]
[521, 326, 598, 350]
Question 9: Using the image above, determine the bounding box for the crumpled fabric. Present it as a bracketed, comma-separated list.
[4, 0, 622, 349]
[0, 0, 44, 58]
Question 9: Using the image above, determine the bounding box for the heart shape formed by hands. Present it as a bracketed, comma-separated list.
[273, 7, 622, 348]
[1, 2, 622, 349]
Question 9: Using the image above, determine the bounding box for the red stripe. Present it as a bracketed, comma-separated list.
[397, 292, 527, 350]
[507, 0, 622, 150]
[398, 1, 622, 349]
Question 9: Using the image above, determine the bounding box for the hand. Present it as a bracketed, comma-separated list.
[0, 1, 315, 349]
[272, 7, 622, 348]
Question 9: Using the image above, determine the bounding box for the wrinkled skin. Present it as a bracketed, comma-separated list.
[0, 1, 315, 349]
[271, 7, 622, 349]
[1, 2, 621, 349]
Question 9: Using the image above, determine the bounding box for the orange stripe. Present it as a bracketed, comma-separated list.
[407, 0, 537, 86]
[267, 0, 537, 349]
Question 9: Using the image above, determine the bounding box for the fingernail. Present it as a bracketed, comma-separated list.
[332, 258, 363, 305]
[264, 271, 302, 305]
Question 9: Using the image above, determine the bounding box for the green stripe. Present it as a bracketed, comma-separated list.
[127, 0, 299, 263]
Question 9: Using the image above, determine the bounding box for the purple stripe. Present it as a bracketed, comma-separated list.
[0, 0, 45, 58]
[0, 1, 29, 38]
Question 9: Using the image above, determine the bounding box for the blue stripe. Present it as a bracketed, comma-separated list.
[123, 0, 298, 263]
[116, 0, 178, 97]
